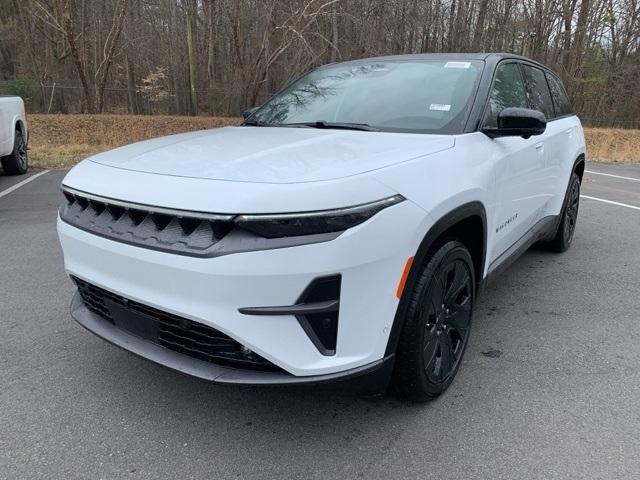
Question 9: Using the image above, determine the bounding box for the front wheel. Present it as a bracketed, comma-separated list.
[393, 240, 475, 402]
[1, 130, 28, 175]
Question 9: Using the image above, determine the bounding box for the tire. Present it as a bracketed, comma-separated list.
[545, 173, 580, 253]
[1, 129, 28, 175]
[393, 240, 475, 402]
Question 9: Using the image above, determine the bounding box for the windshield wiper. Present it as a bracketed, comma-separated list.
[242, 120, 378, 131]
[283, 121, 379, 132]
[242, 119, 270, 126]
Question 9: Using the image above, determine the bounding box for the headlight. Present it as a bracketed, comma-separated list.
[233, 195, 405, 238]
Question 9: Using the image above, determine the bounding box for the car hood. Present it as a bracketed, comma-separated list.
[89, 126, 454, 184]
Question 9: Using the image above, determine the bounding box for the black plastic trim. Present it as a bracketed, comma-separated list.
[295, 275, 342, 356]
[239, 300, 339, 316]
[384, 202, 487, 356]
[60, 214, 342, 258]
[71, 291, 393, 388]
[484, 215, 557, 285]
[296, 315, 336, 356]
[573, 154, 586, 178]
[239, 275, 342, 356]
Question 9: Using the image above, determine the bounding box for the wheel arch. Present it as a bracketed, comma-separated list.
[573, 153, 585, 181]
[384, 201, 487, 356]
[8, 117, 27, 152]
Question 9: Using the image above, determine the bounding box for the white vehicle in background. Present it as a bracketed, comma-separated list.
[0, 96, 29, 175]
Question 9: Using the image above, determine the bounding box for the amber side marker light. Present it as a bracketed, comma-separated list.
[396, 256, 414, 299]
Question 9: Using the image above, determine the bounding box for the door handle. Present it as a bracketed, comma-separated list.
[565, 128, 573, 136]
[535, 143, 544, 150]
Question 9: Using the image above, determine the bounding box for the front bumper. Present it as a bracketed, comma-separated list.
[71, 291, 395, 386]
[58, 198, 431, 379]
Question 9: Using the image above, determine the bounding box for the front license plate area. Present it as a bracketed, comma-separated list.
[105, 299, 159, 340]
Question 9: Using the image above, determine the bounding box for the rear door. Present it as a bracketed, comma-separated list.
[544, 72, 581, 214]
[485, 62, 549, 265]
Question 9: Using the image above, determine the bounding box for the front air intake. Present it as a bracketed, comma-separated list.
[237, 275, 342, 356]
[295, 275, 341, 356]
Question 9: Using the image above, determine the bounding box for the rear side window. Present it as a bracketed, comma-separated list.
[546, 73, 573, 117]
[484, 62, 528, 128]
[521, 65, 554, 120]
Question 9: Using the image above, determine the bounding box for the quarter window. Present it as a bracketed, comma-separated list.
[546, 73, 573, 117]
[521, 65, 554, 120]
[484, 63, 528, 128]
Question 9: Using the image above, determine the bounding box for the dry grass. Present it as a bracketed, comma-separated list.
[26, 114, 640, 168]
[583, 128, 640, 164]
[28, 114, 240, 169]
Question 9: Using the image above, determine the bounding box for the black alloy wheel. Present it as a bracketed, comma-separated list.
[393, 240, 475, 401]
[421, 258, 473, 384]
[1, 130, 29, 175]
[16, 132, 27, 171]
[563, 176, 580, 245]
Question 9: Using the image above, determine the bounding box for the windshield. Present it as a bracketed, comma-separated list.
[248, 60, 483, 134]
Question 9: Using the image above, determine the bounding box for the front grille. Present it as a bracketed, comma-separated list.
[73, 276, 281, 371]
[60, 188, 234, 256]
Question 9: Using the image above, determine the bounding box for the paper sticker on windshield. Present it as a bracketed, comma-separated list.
[444, 61, 471, 69]
[430, 103, 451, 111]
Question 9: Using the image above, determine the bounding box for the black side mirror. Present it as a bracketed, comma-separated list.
[483, 107, 546, 139]
[242, 107, 259, 120]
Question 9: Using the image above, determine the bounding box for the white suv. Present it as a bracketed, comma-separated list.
[57, 53, 585, 401]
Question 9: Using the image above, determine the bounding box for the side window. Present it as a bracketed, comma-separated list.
[484, 63, 528, 128]
[546, 73, 573, 117]
[521, 65, 554, 120]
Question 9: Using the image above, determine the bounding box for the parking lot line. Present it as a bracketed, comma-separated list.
[585, 170, 640, 182]
[0, 170, 50, 199]
[581, 194, 640, 211]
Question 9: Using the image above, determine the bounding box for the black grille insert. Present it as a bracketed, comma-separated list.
[60, 188, 235, 256]
[73, 276, 281, 371]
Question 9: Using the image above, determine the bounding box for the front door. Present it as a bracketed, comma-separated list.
[485, 62, 549, 265]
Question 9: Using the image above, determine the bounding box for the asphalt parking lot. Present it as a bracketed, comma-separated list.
[1, 164, 639, 479]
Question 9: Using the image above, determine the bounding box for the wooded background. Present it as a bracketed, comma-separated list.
[0, 0, 639, 127]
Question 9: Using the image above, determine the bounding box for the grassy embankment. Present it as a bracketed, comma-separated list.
[26, 114, 640, 169]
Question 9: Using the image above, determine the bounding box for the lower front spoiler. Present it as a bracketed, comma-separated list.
[70, 292, 394, 391]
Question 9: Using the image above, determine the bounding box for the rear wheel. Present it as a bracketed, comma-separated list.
[393, 241, 475, 402]
[546, 173, 580, 252]
[1, 129, 28, 175]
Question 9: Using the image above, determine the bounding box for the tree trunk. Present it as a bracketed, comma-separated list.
[168, 0, 182, 114]
[206, 0, 216, 89]
[94, 0, 128, 113]
[125, 0, 138, 114]
[186, 0, 198, 115]
[447, 0, 457, 51]
[471, 0, 490, 49]
[571, 0, 591, 79]
[61, 4, 93, 113]
[126, 56, 138, 114]
[330, 2, 339, 62]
